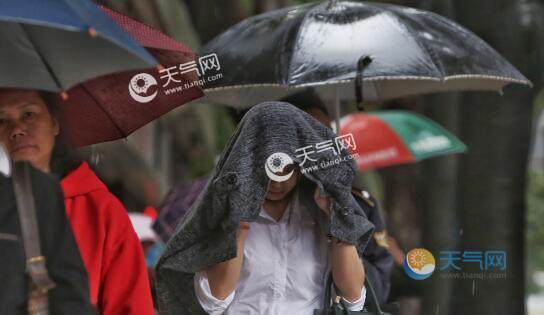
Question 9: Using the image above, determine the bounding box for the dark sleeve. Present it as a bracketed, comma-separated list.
[29, 167, 96, 315]
[363, 252, 393, 306]
[354, 194, 394, 306]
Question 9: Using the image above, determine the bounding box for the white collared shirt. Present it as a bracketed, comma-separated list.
[194, 190, 366, 315]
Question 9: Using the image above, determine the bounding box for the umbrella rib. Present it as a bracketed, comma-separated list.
[80, 83, 129, 140]
[19, 24, 63, 91]
[59, 0, 157, 67]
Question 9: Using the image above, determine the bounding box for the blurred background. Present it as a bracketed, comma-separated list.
[82, 0, 544, 314]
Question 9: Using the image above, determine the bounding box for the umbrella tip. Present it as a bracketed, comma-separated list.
[156, 64, 165, 71]
[60, 91, 69, 101]
[88, 27, 98, 38]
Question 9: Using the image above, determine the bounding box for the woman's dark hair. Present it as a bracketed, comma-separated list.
[39, 91, 60, 119]
[39, 91, 81, 177]
[280, 89, 329, 116]
[229, 89, 329, 125]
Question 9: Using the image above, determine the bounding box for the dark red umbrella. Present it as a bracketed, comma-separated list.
[59, 7, 203, 147]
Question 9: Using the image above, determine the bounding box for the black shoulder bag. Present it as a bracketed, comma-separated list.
[314, 272, 392, 315]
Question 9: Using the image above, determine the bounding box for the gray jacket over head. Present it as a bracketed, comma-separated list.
[156, 102, 375, 314]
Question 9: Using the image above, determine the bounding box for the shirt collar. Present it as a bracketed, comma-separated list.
[259, 201, 292, 223]
[259, 186, 300, 224]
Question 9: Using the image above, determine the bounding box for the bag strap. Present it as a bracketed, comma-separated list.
[362, 275, 385, 314]
[322, 271, 386, 315]
[12, 163, 56, 315]
[323, 271, 334, 311]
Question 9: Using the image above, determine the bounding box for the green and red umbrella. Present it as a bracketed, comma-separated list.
[339, 110, 466, 171]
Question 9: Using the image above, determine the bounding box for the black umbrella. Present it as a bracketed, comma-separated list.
[201, 0, 531, 111]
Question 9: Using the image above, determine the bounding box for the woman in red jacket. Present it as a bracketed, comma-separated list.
[0, 88, 155, 315]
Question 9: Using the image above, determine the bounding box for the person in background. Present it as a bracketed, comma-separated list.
[153, 177, 209, 243]
[0, 88, 154, 315]
[129, 207, 161, 311]
[281, 89, 394, 306]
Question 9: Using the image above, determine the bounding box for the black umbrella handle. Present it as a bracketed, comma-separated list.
[355, 56, 372, 111]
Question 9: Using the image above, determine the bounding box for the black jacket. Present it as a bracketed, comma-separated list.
[0, 163, 95, 315]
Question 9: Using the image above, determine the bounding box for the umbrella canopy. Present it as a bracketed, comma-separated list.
[57, 7, 203, 147]
[0, 0, 157, 92]
[340, 110, 466, 171]
[201, 0, 531, 108]
[153, 177, 208, 243]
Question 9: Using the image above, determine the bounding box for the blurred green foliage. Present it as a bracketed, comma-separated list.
[213, 106, 237, 154]
[527, 171, 544, 293]
[527, 88, 544, 294]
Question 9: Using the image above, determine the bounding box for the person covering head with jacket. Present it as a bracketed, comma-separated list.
[157, 102, 375, 314]
[0, 88, 154, 315]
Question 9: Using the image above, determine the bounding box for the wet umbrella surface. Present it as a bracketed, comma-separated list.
[201, 0, 531, 108]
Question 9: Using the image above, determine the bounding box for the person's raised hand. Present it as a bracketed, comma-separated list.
[236, 221, 250, 241]
[386, 236, 405, 267]
[239, 221, 250, 230]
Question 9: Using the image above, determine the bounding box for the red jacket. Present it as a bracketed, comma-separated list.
[61, 162, 154, 315]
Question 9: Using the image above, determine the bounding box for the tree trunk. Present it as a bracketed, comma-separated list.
[452, 0, 544, 313]
[181, 0, 248, 44]
[417, 1, 459, 314]
[420, 94, 460, 315]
